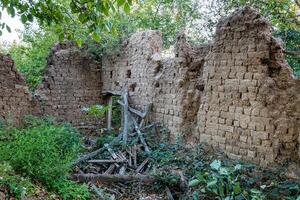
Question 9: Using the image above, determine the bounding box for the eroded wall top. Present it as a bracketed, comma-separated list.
[35, 42, 103, 130]
[0, 54, 36, 124]
[196, 7, 300, 165]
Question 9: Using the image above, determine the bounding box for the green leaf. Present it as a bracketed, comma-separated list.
[207, 179, 217, 187]
[250, 189, 262, 194]
[210, 160, 221, 170]
[78, 13, 89, 24]
[91, 32, 101, 42]
[192, 191, 199, 200]
[124, 3, 130, 14]
[218, 181, 225, 197]
[21, 15, 27, 23]
[233, 182, 241, 194]
[188, 179, 201, 187]
[195, 172, 205, 182]
[0, 30, 2, 36]
[117, 0, 125, 7]
[27, 14, 33, 22]
[6, 25, 11, 33]
[219, 167, 229, 175]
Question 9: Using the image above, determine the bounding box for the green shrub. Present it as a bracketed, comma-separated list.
[0, 116, 90, 199]
[0, 162, 35, 199]
[52, 179, 90, 200]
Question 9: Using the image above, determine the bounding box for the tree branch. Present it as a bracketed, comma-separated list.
[284, 50, 300, 57]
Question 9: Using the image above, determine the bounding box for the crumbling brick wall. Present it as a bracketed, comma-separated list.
[0, 54, 36, 124]
[0, 7, 298, 166]
[35, 43, 103, 130]
[196, 7, 300, 165]
[101, 31, 210, 137]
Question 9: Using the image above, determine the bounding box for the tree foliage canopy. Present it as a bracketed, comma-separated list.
[0, 0, 299, 75]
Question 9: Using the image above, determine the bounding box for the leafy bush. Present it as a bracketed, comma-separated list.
[0, 162, 35, 199]
[189, 160, 300, 200]
[0, 116, 90, 199]
[189, 160, 262, 199]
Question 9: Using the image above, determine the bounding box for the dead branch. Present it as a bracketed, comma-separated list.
[284, 50, 300, 57]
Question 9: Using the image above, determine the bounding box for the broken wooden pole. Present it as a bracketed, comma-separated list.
[107, 96, 113, 130]
[130, 113, 150, 153]
[122, 90, 129, 144]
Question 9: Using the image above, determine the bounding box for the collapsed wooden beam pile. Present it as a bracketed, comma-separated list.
[71, 90, 167, 197]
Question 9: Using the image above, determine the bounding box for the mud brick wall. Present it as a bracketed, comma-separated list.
[196, 7, 300, 165]
[0, 54, 36, 124]
[35, 43, 103, 130]
[0, 7, 298, 166]
[101, 31, 210, 137]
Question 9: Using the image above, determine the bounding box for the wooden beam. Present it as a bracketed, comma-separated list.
[71, 174, 156, 184]
[122, 90, 129, 144]
[130, 113, 150, 153]
[107, 96, 113, 130]
[88, 159, 126, 164]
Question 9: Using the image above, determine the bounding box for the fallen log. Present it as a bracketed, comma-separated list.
[71, 173, 156, 184]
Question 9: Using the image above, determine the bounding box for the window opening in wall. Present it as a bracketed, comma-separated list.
[110, 71, 113, 78]
[126, 70, 131, 78]
[129, 83, 137, 92]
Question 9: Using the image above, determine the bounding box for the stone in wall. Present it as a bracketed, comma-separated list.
[35, 42, 103, 131]
[0, 54, 36, 124]
[196, 7, 300, 165]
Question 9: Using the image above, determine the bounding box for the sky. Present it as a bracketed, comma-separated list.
[0, 11, 24, 44]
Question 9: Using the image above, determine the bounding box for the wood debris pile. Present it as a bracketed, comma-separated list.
[71, 90, 172, 199]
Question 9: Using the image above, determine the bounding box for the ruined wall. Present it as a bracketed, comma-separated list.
[0, 54, 36, 124]
[0, 7, 298, 166]
[101, 31, 210, 137]
[196, 7, 300, 165]
[101, 8, 299, 165]
[35, 43, 103, 130]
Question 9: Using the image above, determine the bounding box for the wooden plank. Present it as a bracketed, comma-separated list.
[117, 100, 145, 118]
[104, 164, 116, 175]
[107, 96, 113, 130]
[136, 158, 149, 173]
[88, 159, 126, 164]
[130, 113, 150, 153]
[122, 90, 129, 144]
